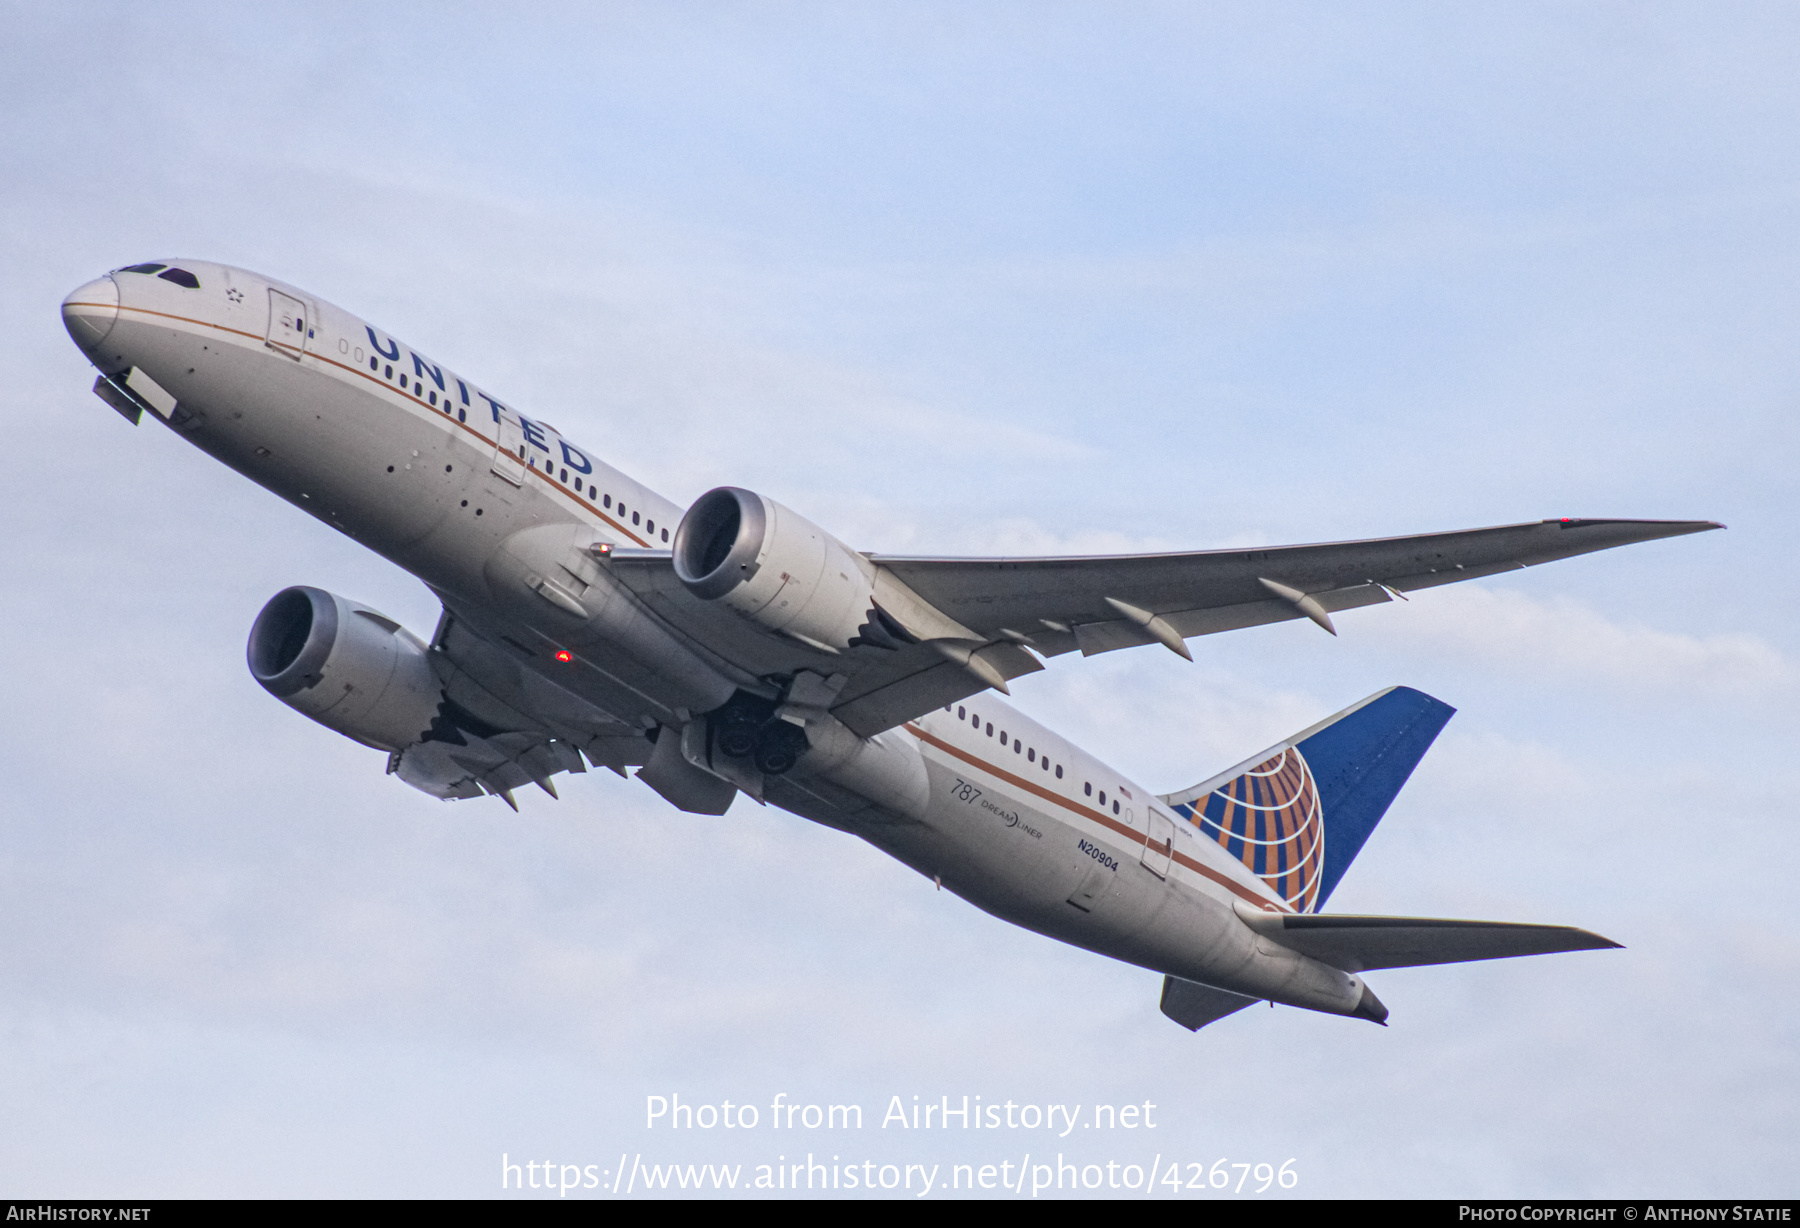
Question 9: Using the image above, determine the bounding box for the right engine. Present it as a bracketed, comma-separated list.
[246, 586, 444, 753]
[672, 486, 886, 653]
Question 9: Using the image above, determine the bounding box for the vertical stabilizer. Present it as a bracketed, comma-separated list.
[1160, 687, 1454, 911]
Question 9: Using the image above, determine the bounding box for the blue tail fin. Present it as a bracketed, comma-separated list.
[1161, 687, 1454, 912]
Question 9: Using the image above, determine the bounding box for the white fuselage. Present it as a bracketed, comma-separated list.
[62, 260, 1375, 1018]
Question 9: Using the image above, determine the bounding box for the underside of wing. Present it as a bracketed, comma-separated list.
[1238, 911, 1622, 973]
[409, 605, 651, 803]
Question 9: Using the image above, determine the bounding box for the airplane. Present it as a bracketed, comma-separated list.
[59, 259, 1719, 1031]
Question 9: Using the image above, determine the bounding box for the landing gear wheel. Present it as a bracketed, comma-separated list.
[751, 720, 810, 777]
[754, 745, 798, 775]
[718, 724, 758, 758]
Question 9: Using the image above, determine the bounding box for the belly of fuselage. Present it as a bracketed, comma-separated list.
[849, 748, 1250, 985]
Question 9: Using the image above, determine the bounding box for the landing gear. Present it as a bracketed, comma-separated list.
[715, 703, 763, 758]
[706, 689, 812, 777]
[751, 720, 809, 776]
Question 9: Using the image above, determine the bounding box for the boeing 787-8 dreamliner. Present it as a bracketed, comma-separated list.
[61, 260, 1718, 1031]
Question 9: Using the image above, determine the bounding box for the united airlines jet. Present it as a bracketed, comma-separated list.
[61, 261, 1718, 1030]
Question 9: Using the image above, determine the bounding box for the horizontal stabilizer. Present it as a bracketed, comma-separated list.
[1235, 905, 1621, 972]
[1159, 975, 1262, 1030]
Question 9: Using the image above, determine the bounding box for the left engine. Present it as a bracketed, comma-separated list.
[246, 586, 444, 753]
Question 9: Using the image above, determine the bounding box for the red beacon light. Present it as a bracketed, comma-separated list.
[553, 649, 573, 663]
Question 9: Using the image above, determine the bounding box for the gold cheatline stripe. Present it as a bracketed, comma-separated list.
[82, 300, 653, 548]
[904, 722, 1288, 913]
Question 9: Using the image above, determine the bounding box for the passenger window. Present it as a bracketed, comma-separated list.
[369, 357, 378, 371]
[661, 528, 669, 542]
[1028, 749, 1035, 763]
[1098, 791, 1106, 805]
[400, 375, 408, 389]
[1014, 742, 1022, 755]
[157, 268, 200, 288]
[985, 723, 993, 737]
[604, 495, 612, 509]
[957, 706, 965, 719]
[429, 391, 437, 405]
[1112, 801, 1120, 815]
[632, 512, 640, 526]
[560, 468, 568, 483]
[1055, 765, 1063, 779]
[647, 519, 655, 534]
[1085, 783, 1093, 797]
[384, 365, 393, 379]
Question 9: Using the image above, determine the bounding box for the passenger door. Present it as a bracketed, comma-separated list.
[1140, 809, 1175, 879]
[491, 406, 528, 486]
[265, 288, 312, 361]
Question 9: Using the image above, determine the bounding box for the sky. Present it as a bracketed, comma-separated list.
[1, 1, 1795, 1199]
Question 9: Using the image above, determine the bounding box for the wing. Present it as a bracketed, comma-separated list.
[871, 517, 1721, 655]
[824, 516, 1719, 733]
[1237, 910, 1622, 973]
[605, 517, 1718, 738]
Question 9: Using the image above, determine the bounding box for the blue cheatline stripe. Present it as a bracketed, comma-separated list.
[1299, 686, 1456, 909]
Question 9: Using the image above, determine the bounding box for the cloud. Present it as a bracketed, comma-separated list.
[1357, 583, 1795, 703]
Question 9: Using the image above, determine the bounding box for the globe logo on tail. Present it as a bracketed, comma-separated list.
[1170, 746, 1323, 912]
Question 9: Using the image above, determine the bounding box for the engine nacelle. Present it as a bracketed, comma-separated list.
[673, 487, 880, 652]
[247, 586, 444, 753]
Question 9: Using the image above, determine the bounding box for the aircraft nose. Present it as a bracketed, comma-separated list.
[62, 274, 119, 353]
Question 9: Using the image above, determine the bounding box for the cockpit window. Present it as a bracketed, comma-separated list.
[157, 268, 201, 289]
[118, 263, 167, 274]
